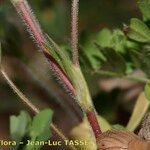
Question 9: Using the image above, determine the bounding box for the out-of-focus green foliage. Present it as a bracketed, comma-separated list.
[79, 29, 131, 72]
[10, 111, 31, 150]
[77, 0, 150, 80]
[127, 18, 150, 43]
[10, 109, 53, 150]
[138, 0, 150, 21]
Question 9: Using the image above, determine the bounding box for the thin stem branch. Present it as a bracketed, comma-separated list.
[1, 69, 39, 114]
[125, 75, 150, 83]
[94, 70, 150, 83]
[0, 69, 77, 150]
[71, 0, 79, 66]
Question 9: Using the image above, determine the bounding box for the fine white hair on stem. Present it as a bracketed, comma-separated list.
[11, 0, 46, 48]
[10, 0, 76, 96]
[71, 0, 79, 66]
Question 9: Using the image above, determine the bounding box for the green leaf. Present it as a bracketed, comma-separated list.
[10, 111, 31, 150]
[145, 83, 150, 101]
[96, 29, 128, 54]
[126, 92, 150, 131]
[129, 49, 142, 68]
[95, 44, 126, 74]
[27, 109, 53, 150]
[138, 0, 150, 21]
[80, 29, 129, 71]
[110, 30, 127, 54]
[96, 28, 112, 48]
[127, 18, 150, 43]
[30, 109, 53, 139]
[130, 46, 150, 77]
[80, 33, 106, 70]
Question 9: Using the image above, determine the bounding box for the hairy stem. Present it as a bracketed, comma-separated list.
[71, 0, 79, 66]
[10, 0, 102, 146]
[86, 110, 102, 140]
[1, 69, 39, 114]
[0, 69, 77, 150]
[7, 57, 81, 121]
[11, 0, 75, 96]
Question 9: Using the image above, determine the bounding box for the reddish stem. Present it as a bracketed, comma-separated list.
[43, 50, 76, 96]
[14, 0, 75, 96]
[15, 1, 45, 46]
[86, 110, 102, 141]
[12, 0, 102, 144]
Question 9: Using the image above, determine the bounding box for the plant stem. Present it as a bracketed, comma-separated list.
[71, 0, 79, 66]
[11, 0, 75, 96]
[43, 50, 76, 96]
[86, 109, 102, 140]
[1, 69, 39, 114]
[0, 69, 77, 150]
[94, 70, 150, 83]
[10, 0, 102, 146]
[8, 57, 81, 122]
[125, 75, 150, 83]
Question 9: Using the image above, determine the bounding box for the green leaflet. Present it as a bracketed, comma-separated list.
[127, 18, 150, 43]
[96, 28, 112, 48]
[138, 0, 150, 21]
[95, 44, 126, 74]
[110, 29, 127, 54]
[29, 109, 53, 139]
[79, 32, 107, 70]
[130, 46, 150, 77]
[27, 109, 53, 150]
[96, 29, 128, 54]
[10, 111, 31, 150]
[10, 109, 53, 150]
[80, 28, 131, 71]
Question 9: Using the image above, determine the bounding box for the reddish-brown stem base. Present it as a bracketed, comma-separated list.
[86, 110, 102, 141]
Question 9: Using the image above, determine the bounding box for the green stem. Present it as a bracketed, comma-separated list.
[125, 75, 150, 83]
[94, 70, 150, 83]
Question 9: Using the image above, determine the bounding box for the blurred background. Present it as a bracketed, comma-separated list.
[0, 0, 144, 149]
